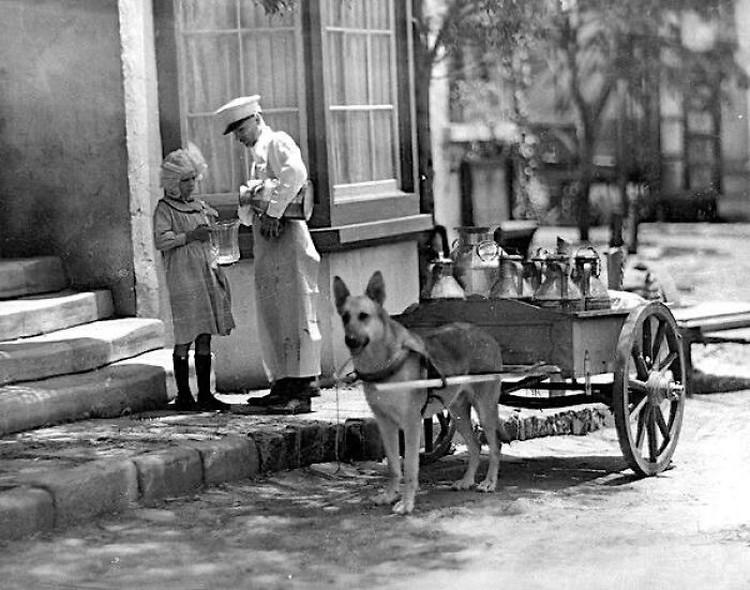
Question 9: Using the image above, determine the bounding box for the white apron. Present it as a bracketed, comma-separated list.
[253, 217, 321, 380]
[239, 128, 321, 381]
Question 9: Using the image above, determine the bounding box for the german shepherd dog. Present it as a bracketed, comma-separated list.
[333, 271, 506, 515]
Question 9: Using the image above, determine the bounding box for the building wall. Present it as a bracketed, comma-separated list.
[118, 0, 167, 320]
[212, 240, 420, 390]
[0, 0, 135, 314]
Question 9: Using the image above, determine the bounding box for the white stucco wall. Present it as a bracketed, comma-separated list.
[0, 0, 136, 314]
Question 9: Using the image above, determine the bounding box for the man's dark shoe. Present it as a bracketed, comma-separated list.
[196, 392, 231, 412]
[300, 385, 321, 399]
[246, 379, 290, 406]
[263, 397, 311, 415]
[245, 377, 320, 406]
[246, 392, 286, 407]
[286, 377, 321, 399]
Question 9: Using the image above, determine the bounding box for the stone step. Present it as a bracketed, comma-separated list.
[0, 318, 166, 386]
[0, 290, 113, 340]
[0, 257, 68, 300]
[0, 358, 169, 437]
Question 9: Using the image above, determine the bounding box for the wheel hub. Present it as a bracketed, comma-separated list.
[645, 370, 684, 403]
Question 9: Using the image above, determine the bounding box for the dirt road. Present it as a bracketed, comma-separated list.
[1, 389, 748, 590]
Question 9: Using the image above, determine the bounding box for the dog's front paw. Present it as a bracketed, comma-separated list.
[450, 478, 476, 491]
[476, 478, 497, 493]
[392, 498, 414, 515]
[371, 490, 399, 505]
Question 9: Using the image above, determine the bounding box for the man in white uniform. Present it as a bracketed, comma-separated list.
[215, 95, 321, 414]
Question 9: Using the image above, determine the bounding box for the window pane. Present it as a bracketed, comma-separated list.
[368, 0, 390, 29]
[330, 111, 370, 184]
[687, 137, 716, 165]
[660, 119, 683, 155]
[180, 0, 237, 30]
[660, 87, 682, 117]
[326, 0, 366, 28]
[327, 31, 345, 104]
[263, 111, 302, 146]
[241, 31, 298, 106]
[688, 165, 714, 190]
[662, 160, 684, 193]
[370, 35, 392, 104]
[187, 116, 246, 194]
[183, 34, 241, 112]
[344, 34, 369, 104]
[372, 110, 396, 180]
[687, 110, 714, 134]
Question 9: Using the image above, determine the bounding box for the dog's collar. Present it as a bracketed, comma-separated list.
[354, 346, 414, 383]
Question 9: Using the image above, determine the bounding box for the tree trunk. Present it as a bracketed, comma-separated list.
[577, 141, 594, 243]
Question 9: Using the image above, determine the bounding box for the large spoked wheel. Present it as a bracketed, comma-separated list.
[613, 301, 687, 476]
[419, 410, 456, 465]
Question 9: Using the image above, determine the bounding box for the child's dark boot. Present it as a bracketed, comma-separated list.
[172, 353, 198, 411]
[195, 354, 230, 411]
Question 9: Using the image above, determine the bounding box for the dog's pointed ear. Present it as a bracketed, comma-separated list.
[365, 271, 386, 306]
[332, 276, 350, 313]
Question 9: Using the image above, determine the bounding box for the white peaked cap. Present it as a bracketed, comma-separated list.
[215, 95, 262, 135]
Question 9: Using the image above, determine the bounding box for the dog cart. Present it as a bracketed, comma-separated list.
[393, 297, 687, 477]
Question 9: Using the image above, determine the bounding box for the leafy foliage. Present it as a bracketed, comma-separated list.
[254, 0, 296, 15]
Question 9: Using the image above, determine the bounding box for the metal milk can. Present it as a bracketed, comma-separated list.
[490, 251, 529, 299]
[523, 247, 548, 296]
[425, 257, 466, 299]
[532, 249, 584, 311]
[450, 226, 499, 297]
[572, 246, 611, 310]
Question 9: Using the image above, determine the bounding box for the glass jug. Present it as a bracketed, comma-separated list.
[210, 219, 241, 265]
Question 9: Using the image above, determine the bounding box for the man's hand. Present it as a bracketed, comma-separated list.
[239, 179, 265, 206]
[259, 215, 283, 239]
[186, 224, 212, 243]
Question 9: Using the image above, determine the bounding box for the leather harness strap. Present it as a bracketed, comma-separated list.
[354, 342, 449, 418]
[353, 345, 414, 383]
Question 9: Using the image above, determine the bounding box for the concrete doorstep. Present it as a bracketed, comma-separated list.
[0, 387, 610, 542]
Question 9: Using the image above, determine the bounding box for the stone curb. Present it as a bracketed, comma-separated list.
[0, 407, 609, 541]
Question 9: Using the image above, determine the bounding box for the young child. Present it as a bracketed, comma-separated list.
[154, 144, 235, 411]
